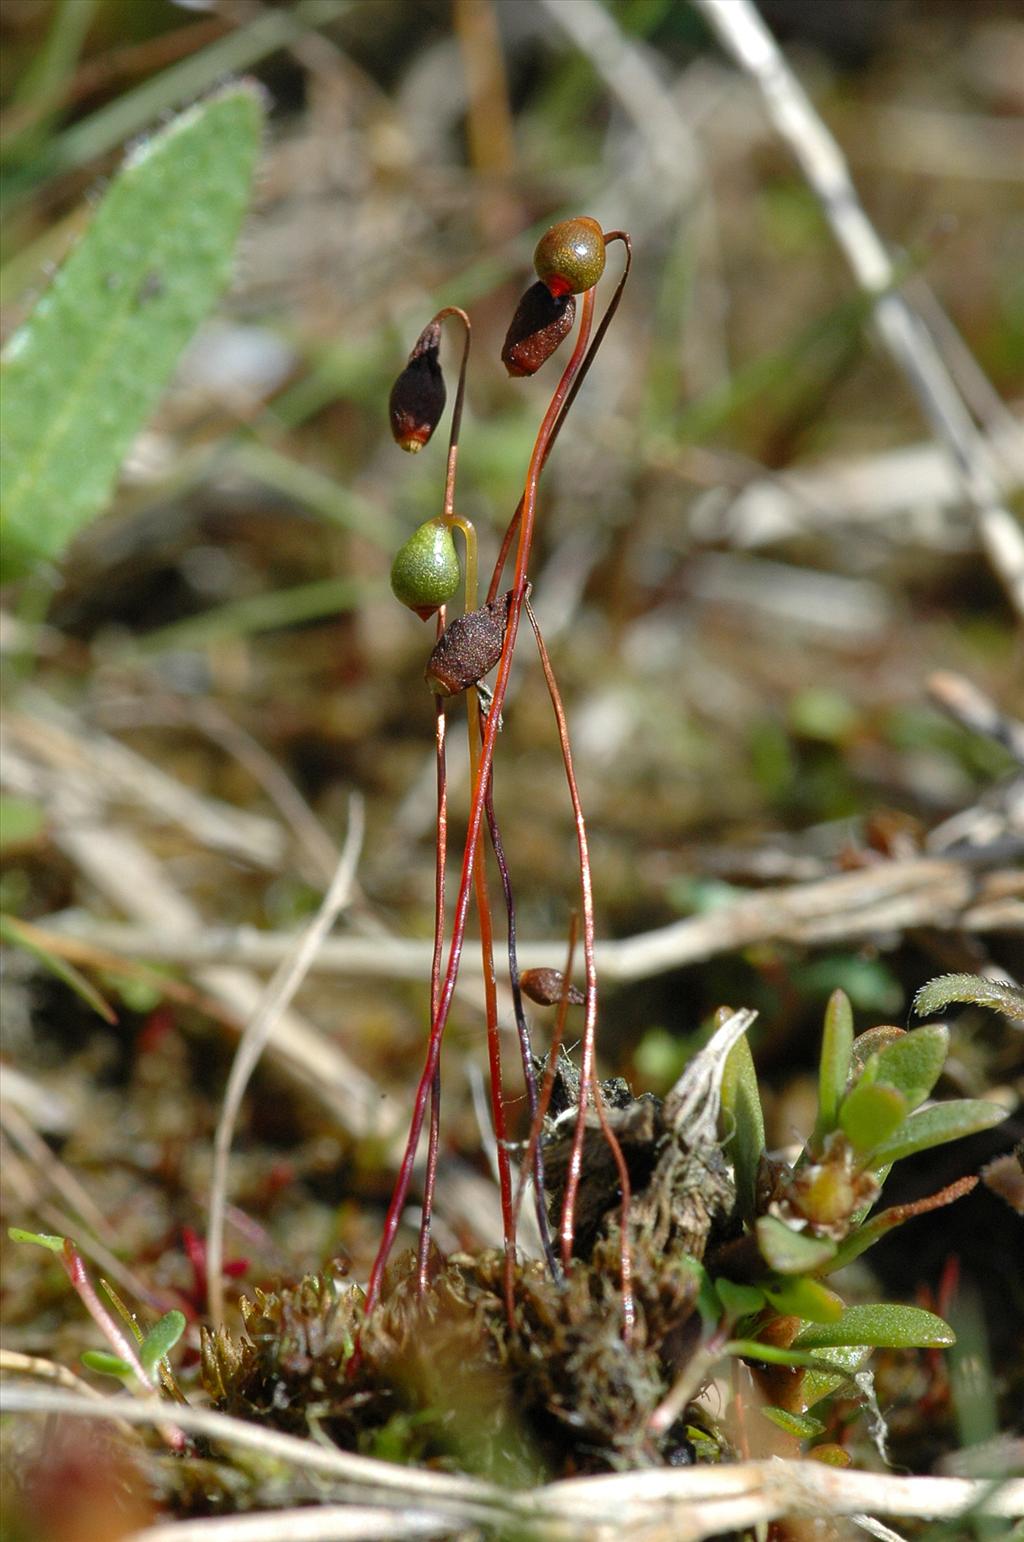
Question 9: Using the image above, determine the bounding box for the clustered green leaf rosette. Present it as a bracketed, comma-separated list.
[711, 986, 1008, 1441]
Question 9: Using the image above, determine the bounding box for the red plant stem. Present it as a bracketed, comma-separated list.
[507, 917, 579, 1317]
[467, 722, 514, 1256]
[61, 1241, 150, 1386]
[435, 307, 471, 523]
[438, 311, 514, 1254]
[525, 599, 635, 1339]
[363, 290, 596, 1323]
[483, 754, 558, 1278]
[417, 611, 449, 1294]
[417, 310, 470, 1294]
[415, 308, 469, 1295]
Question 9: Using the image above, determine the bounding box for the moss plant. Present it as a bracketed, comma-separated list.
[5, 203, 1016, 1499]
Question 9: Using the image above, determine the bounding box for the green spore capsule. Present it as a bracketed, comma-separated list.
[533, 216, 606, 297]
[390, 519, 461, 620]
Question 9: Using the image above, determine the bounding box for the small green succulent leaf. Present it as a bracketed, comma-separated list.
[868, 1099, 1008, 1168]
[849, 1025, 904, 1078]
[81, 1349, 134, 1378]
[139, 1309, 187, 1377]
[794, 1303, 955, 1350]
[764, 1276, 845, 1324]
[721, 1030, 765, 1222]
[8, 1227, 65, 1251]
[838, 1079, 907, 1155]
[715, 1278, 766, 1322]
[726, 1339, 837, 1371]
[813, 988, 853, 1145]
[755, 1215, 836, 1275]
[761, 1406, 826, 1439]
[800, 1344, 870, 1409]
[871, 1024, 948, 1110]
[1, 85, 263, 581]
[913, 973, 1024, 1025]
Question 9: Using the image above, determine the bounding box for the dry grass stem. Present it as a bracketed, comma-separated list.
[694, 418, 1024, 552]
[122, 1509, 451, 1542]
[96, 690, 342, 886]
[2, 696, 286, 871]
[3, 714, 383, 1130]
[693, 0, 1024, 617]
[55, 852, 1023, 984]
[206, 792, 365, 1323]
[4, 1386, 1021, 1540]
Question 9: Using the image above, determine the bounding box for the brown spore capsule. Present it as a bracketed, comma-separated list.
[425, 593, 511, 697]
[389, 320, 446, 452]
[501, 282, 576, 377]
[520, 967, 585, 1007]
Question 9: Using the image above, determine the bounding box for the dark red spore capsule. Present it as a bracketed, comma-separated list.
[501, 282, 576, 378]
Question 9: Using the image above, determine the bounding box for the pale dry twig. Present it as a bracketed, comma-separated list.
[693, 0, 1024, 617]
[206, 792, 364, 1324]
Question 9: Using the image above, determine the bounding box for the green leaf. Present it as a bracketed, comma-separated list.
[0, 913, 117, 1024]
[871, 1024, 948, 1110]
[139, 1309, 186, 1376]
[8, 1227, 65, 1251]
[800, 1344, 870, 1409]
[764, 1277, 844, 1324]
[726, 1338, 837, 1371]
[715, 1279, 766, 1321]
[838, 1080, 908, 1155]
[0, 795, 46, 850]
[1, 85, 263, 581]
[721, 1031, 765, 1222]
[81, 1349, 133, 1378]
[913, 973, 1024, 1026]
[676, 1256, 719, 1327]
[755, 1215, 836, 1275]
[813, 988, 853, 1144]
[761, 1406, 826, 1439]
[849, 1025, 904, 1077]
[794, 1302, 955, 1350]
[869, 1099, 1008, 1167]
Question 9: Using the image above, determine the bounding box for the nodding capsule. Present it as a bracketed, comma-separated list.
[424, 593, 511, 696]
[390, 518, 462, 620]
[520, 967, 585, 1007]
[389, 320, 446, 452]
[533, 216, 606, 298]
[501, 282, 576, 377]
